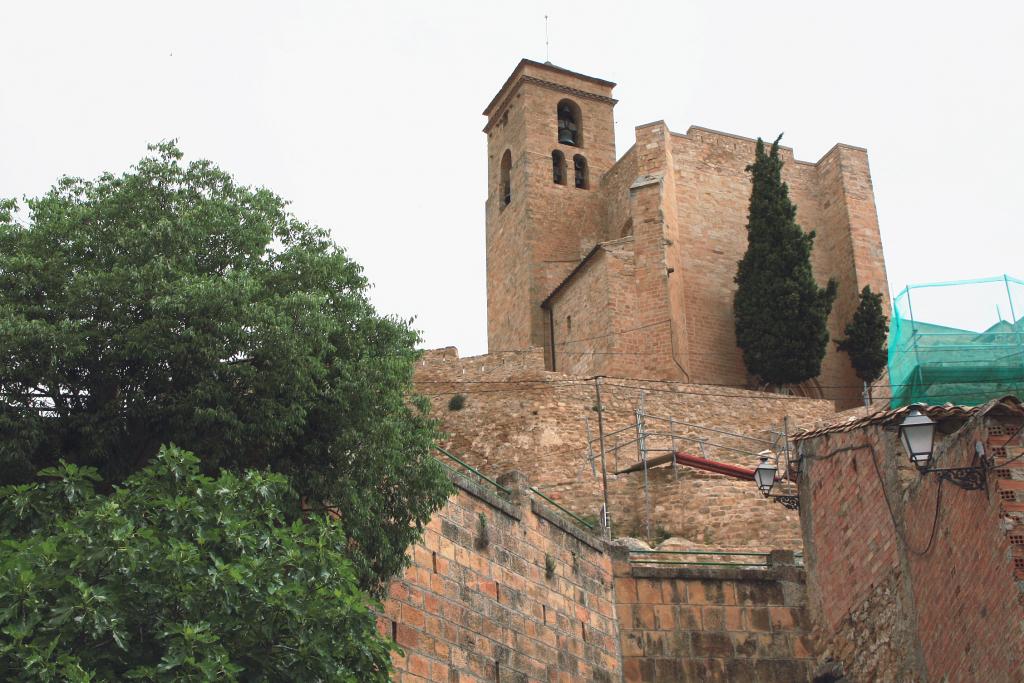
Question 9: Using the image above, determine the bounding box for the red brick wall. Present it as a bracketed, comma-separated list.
[798, 413, 1024, 681]
[382, 471, 621, 682]
[612, 549, 816, 682]
[903, 416, 1023, 681]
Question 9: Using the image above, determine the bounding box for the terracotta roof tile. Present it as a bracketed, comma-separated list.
[791, 396, 1023, 441]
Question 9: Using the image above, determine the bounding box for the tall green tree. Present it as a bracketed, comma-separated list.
[837, 285, 889, 386]
[0, 447, 394, 681]
[0, 142, 451, 593]
[734, 135, 838, 387]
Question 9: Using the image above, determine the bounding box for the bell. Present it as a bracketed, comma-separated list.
[558, 128, 575, 145]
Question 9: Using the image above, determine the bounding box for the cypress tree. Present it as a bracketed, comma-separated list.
[837, 285, 889, 385]
[733, 135, 837, 387]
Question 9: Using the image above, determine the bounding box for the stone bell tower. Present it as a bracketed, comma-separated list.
[482, 59, 618, 352]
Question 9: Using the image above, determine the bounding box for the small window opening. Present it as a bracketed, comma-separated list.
[496, 582, 501, 603]
[573, 155, 588, 189]
[500, 149, 512, 207]
[552, 150, 566, 185]
[495, 661, 501, 682]
[432, 551, 438, 573]
[542, 604, 547, 624]
[581, 621, 587, 642]
[557, 100, 581, 146]
[566, 315, 572, 333]
[391, 620, 397, 641]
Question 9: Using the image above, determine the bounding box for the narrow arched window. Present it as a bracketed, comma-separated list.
[500, 149, 512, 207]
[552, 150, 566, 185]
[557, 99, 581, 147]
[573, 154, 588, 189]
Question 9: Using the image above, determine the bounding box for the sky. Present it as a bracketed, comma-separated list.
[2, 1, 1022, 354]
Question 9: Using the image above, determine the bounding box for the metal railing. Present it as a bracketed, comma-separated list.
[434, 446, 511, 495]
[530, 486, 596, 530]
[434, 446, 597, 532]
[628, 548, 770, 568]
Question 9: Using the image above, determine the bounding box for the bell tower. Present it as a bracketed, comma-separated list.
[483, 60, 617, 353]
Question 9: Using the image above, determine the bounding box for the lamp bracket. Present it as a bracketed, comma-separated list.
[770, 494, 800, 510]
[923, 446, 989, 491]
[925, 465, 986, 491]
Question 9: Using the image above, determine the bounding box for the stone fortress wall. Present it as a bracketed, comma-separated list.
[414, 347, 837, 552]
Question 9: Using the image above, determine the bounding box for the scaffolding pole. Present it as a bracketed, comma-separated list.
[637, 391, 651, 542]
[594, 377, 611, 539]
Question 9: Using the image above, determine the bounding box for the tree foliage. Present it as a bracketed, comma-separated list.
[0, 447, 394, 682]
[0, 142, 451, 592]
[837, 285, 889, 385]
[734, 136, 838, 387]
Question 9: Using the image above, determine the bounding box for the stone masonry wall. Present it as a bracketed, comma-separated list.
[415, 348, 838, 552]
[528, 121, 889, 409]
[612, 549, 815, 682]
[382, 470, 620, 682]
[797, 409, 1024, 682]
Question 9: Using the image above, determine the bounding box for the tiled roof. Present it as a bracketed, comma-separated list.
[791, 396, 1023, 441]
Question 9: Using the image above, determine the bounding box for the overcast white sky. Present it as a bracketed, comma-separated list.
[3, 1, 1022, 353]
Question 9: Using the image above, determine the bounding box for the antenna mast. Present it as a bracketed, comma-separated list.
[544, 15, 550, 62]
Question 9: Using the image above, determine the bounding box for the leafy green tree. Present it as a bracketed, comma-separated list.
[837, 285, 889, 385]
[0, 143, 451, 592]
[733, 135, 838, 387]
[0, 447, 394, 682]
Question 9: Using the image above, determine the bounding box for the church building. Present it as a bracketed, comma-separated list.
[483, 59, 889, 408]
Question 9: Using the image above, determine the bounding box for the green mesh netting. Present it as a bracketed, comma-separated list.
[889, 275, 1024, 408]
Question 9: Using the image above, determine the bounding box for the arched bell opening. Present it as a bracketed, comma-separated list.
[551, 150, 566, 185]
[500, 149, 512, 207]
[556, 99, 582, 147]
[573, 154, 588, 190]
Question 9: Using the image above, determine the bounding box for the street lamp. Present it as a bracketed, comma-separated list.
[897, 407, 936, 469]
[754, 453, 777, 495]
[754, 451, 800, 510]
[896, 407, 987, 491]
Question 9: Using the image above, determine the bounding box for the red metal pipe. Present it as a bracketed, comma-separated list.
[673, 451, 755, 481]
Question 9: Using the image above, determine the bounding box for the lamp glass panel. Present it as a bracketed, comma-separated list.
[901, 423, 935, 464]
[754, 462, 776, 494]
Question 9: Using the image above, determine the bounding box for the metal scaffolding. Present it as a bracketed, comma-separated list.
[583, 387, 799, 543]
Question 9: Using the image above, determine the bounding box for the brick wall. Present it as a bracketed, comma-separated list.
[612, 549, 815, 682]
[383, 470, 621, 682]
[797, 404, 1024, 681]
